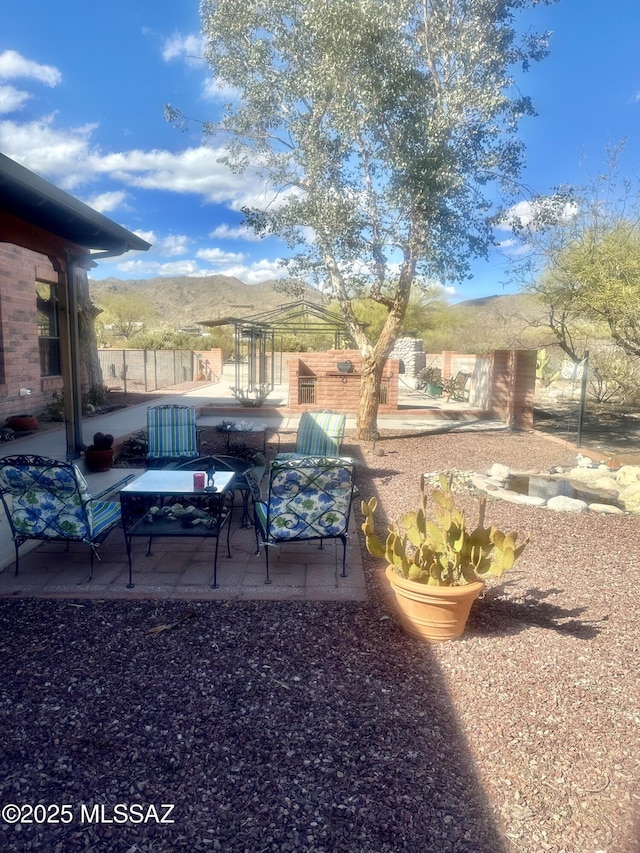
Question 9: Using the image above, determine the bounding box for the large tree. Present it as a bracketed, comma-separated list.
[172, 0, 555, 438]
[95, 292, 156, 342]
[511, 145, 640, 361]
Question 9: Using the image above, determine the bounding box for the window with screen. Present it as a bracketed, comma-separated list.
[36, 281, 61, 376]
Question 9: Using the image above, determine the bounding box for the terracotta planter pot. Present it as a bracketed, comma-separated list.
[385, 565, 484, 643]
[5, 415, 38, 432]
[84, 449, 114, 473]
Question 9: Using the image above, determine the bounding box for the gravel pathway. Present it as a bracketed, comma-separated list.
[1, 429, 638, 852]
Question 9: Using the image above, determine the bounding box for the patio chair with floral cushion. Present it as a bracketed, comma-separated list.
[275, 410, 347, 461]
[246, 456, 356, 584]
[146, 404, 201, 465]
[0, 454, 132, 577]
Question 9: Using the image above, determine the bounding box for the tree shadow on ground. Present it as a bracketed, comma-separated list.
[534, 401, 640, 458]
[466, 582, 606, 640]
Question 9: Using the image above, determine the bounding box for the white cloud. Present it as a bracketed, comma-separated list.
[86, 190, 128, 213]
[217, 259, 286, 284]
[497, 197, 579, 232]
[157, 234, 192, 257]
[105, 257, 208, 277]
[0, 115, 99, 189]
[162, 33, 206, 68]
[209, 223, 262, 242]
[96, 145, 273, 208]
[434, 283, 457, 297]
[134, 229, 156, 245]
[196, 247, 246, 265]
[0, 84, 30, 114]
[498, 200, 536, 230]
[0, 113, 273, 208]
[201, 76, 240, 102]
[95, 254, 286, 284]
[0, 50, 61, 86]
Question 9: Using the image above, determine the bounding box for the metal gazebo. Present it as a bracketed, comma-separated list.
[198, 300, 351, 390]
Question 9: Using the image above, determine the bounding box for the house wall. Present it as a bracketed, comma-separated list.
[0, 244, 64, 424]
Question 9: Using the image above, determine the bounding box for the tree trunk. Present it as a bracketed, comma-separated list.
[75, 269, 106, 406]
[356, 350, 384, 440]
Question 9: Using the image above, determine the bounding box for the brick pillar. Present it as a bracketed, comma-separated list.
[488, 350, 535, 429]
[442, 351, 456, 379]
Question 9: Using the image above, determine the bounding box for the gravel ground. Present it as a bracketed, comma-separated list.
[1, 428, 639, 852]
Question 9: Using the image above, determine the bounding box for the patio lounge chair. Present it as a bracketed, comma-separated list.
[443, 371, 472, 402]
[246, 456, 356, 584]
[276, 411, 347, 460]
[0, 454, 131, 577]
[146, 404, 201, 465]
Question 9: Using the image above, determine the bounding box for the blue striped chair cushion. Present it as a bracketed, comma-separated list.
[277, 412, 346, 461]
[147, 406, 198, 459]
[89, 500, 122, 538]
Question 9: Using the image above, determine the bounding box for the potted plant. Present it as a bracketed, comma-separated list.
[5, 414, 38, 432]
[230, 385, 271, 407]
[84, 432, 115, 473]
[416, 366, 443, 397]
[361, 473, 530, 642]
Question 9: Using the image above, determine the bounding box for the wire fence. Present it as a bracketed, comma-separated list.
[98, 349, 196, 393]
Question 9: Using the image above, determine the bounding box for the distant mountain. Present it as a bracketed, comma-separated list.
[89, 274, 323, 329]
[88, 275, 552, 350]
[453, 291, 545, 321]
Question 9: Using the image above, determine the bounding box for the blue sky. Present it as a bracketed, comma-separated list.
[1, 0, 639, 303]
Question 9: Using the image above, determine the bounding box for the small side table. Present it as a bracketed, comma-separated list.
[218, 422, 267, 454]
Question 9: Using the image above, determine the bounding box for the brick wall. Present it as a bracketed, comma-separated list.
[488, 349, 536, 429]
[0, 244, 63, 424]
[286, 350, 400, 413]
[196, 349, 223, 382]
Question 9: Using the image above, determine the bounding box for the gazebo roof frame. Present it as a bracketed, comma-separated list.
[199, 299, 350, 347]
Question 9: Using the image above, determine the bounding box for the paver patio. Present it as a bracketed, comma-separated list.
[0, 495, 365, 601]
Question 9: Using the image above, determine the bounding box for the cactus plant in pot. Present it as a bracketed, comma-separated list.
[84, 432, 115, 473]
[361, 473, 530, 643]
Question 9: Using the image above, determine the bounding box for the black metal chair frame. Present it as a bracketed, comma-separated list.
[0, 454, 132, 577]
[246, 456, 356, 584]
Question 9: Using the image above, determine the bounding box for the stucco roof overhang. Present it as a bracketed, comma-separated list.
[0, 153, 151, 255]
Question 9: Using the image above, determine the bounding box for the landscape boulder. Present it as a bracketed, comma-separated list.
[567, 464, 612, 483]
[546, 495, 588, 513]
[588, 503, 624, 515]
[615, 465, 640, 488]
[488, 463, 510, 482]
[617, 482, 640, 513]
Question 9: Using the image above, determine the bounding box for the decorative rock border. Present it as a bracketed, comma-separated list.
[425, 457, 640, 514]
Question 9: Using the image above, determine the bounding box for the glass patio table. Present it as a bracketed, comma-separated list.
[119, 469, 234, 589]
